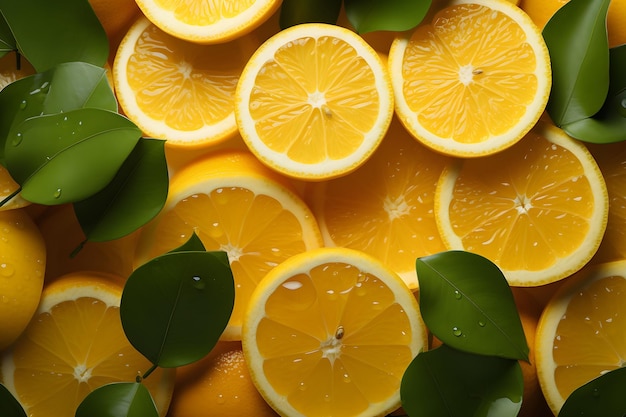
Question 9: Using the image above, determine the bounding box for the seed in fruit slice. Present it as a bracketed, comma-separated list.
[435, 121, 608, 286]
[235, 22, 394, 180]
[134, 150, 323, 341]
[535, 260, 626, 415]
[388, 0, 551, 157]
[0, 271, 175, 417]
[242, 247, 427, 417]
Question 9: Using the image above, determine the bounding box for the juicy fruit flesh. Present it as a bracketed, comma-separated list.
[447, 132, 595, 272]
[127, 23, 242, 131]
[256, 262, 414, 416]
[10, 297, 162, 417]
[154, 0, 256, 25]
[402, 3, 538, 144]
[553, 275, 626, 400]
[249, 35, 381, 164]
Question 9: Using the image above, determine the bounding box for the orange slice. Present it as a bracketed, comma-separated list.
[535, 260, 626, 414]
[242, 247, 427, 417]
[435, 121, 608, 286]
[0, 271, 175, 417]
[133, 150, 323, 340]
[235, 23, 394, 180]
[388, 0, 551, 157]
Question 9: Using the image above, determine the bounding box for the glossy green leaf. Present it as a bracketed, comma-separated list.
[169, 232, 206, 253]
[0, 13, 16, 56]
[75, 382, 158, 417]
[543, 0, 611, 126]
[0, 0, 108, 71]
[401, 344, 523, 417]
[74, 138, 168, 242]
[344, 0, 431, 33]
[416, 251, 529, 361]
[279, 0, 342, 29]
[120, 250, 234, 368]
[0, 384, 26, 417]
[558, 367, 626, 417]
[561, 45, 626, 143]
[5, 108, 141, 205]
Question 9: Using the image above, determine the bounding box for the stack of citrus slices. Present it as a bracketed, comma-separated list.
[3, 0, 626, 416]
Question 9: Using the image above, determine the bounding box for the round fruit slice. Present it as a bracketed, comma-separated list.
[135, 0, 281, 44]
[0, 271, 175, 417]
[242, 247, 427, 417]
[308, 117, 450, 289]
[535, 260, 626, 414]
[388, 0, 551, 157]
[114, 16, 260, 150]
[134, 150, 323, 340]
[235, 22, 394, 180]
[435, 121, 608, 286]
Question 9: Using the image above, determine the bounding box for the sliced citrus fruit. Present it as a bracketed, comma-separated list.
[435, 121, 608, 286]
[114, 16, 261, 150]
[134, 150, 323, 340]
[135, 0, 281, 44]
[535, 259, 626, 414]
[0, 271, 175, 417]
[235, 22, 394, 180]
[308, 117, 450, 289]
[242, 247, 427, 417]
[388, 0, 551, 157]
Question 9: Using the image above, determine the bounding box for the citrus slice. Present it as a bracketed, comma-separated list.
[308, 117, 450, 289]
[134, 0, 281, 44]
[134, 150, 323, 340]
[242, 247, 427, 417]
[535, 260, 626, 414]
[0, 271, 175, 417]
[435, 121, 609, 286]
[235, 22, 394, 180]
[388, 0, 551, 157]
[114, 16, 260, 150]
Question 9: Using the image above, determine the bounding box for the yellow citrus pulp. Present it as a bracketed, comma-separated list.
[0, 271, 175, 417]
[535, 260, 626, 415]
[242, 247, 427, 417]
[0, 209, 46, 351]
[114, 16, 261, 150]
[235, 22, 394, 180]
[435, 121, 608, 286]
[167, 341, 279, 417]
[388, 0, 551, 157]
[308, 117, 450, 289]
[134, 150, 323, 340]
[134, 0, 281, 44]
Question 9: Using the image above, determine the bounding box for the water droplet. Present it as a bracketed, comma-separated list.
[323, 394, 331, 402]
[454, 290, 462, 300]
[12, 133, 22, 146]
[452, 327, 463, 337]
[342, 373, 351, 383]
[191, 275, 205, 290]
[619, 97, 626, 117]
[19, 100, 27, 110]
[216, 394, 225, 404]
[298, 382, 307, 391]
[592, 388, 600, 397]
[53, 188, 62, 199]
[0, 263, 15, 277]
[478, 321, 486, 327]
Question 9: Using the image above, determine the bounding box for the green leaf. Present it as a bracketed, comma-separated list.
[561, 44, 626, 143]
[120, 250, 234, 368]
[279, 0, 342, 29]
[558, 367, 626, 417]
[0, 0, 108, 71]
[0, 12, 16, 56]
[344, 0, 431, 33]
[5, 108, 141, 205]
[75, 382, 158, 417]
[543, 0, 611, 126]
[0, 384, 26, 417]
[416, 251, 529, 361]
[74, 138, 168, 242]
[169, 232, 206, 253]
[401, 344, 523, 417]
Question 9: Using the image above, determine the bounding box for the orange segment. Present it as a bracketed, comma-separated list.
[114, 16, 260, 150]
[308, 117, 450, 289]
[235, 23, 394, 180]
[536, 260, 626, 414]
[242, 247, 427, 417]
[435, 121, 608, 286]
[388, 0, 550, 157]
[0, 271, 175, 417]
[134, 151, 323, 340]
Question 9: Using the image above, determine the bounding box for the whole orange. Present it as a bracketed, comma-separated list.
[88, 0, 142, 58]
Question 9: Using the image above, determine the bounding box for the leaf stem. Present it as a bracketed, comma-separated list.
[0, 187, 21, 207]
[142, 364, 158, 380]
